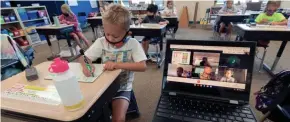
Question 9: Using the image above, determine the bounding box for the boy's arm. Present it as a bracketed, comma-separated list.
[159, 16, 169, 24]
[218, 7, 226, 14]
[255, 14, 264, 24]
[114, 61, 146, 72]
[271, 13, 287, 25]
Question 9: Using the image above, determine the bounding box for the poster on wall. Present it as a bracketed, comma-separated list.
[90, 0, 98, 8]
[68, 0, 78, 6]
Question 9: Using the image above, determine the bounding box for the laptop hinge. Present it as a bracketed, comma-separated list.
[169, 92, 176, 96]
[229, 100, 239, 105]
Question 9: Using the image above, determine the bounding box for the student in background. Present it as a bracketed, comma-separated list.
[177, 67, 183, 77]
[218, 0, 238, 35]
[255, 1, 287, 25]
[59, 4, 90, 49]
[80, 4, 147, 122]
[255, 2, 287, 46]
[162, 0, 178, 33]
[141, 4, 169, 58]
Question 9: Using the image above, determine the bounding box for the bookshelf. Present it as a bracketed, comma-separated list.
[1, 6, 51, 47]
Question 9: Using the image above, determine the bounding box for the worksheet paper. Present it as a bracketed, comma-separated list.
[45, 63, 104, 83]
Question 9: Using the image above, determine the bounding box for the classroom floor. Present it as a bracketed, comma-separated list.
[2, 27, 290, 122]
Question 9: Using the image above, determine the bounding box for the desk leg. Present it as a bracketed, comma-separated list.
[45, 35, 59, 60]
[65, 32, 75, 56]
[158, 34, 165, 68]
[263, 40, 288, 76]
[91, 25, 97, 42]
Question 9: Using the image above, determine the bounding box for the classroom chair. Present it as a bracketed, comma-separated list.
[91, 58, 141, 120]
[77, 12, 89, 30]
[212, 23, 232, 41]
[257, 40, 270, 72]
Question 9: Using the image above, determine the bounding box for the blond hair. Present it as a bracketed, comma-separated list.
[102, 4, 131, 31]
[61, 4, 73, 15]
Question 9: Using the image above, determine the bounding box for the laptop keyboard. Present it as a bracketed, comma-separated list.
[156, 95, 256, 122]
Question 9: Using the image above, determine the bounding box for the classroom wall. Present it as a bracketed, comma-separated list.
[65, 0, 98, 16]
[166, 0, 215, 22]
[280, 1, 290, 8]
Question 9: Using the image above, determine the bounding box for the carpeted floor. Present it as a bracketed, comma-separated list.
[2, 27, 290, 122]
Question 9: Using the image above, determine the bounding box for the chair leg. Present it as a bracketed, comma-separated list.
[259, 47, 267, 72]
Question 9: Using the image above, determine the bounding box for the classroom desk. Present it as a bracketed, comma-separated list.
[87, 16, 102, 41]
[235, 24, 290, 76]
[130, 24, 167, 68]
[216, 14, 250, 24]
[35, 24, 74, 60]
[1, 62, 122, 122]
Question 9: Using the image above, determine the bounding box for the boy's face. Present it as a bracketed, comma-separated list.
[226, 1, 233, 8]
[103, 21, 127, 43]
[266, 5, 277, 16]
[147, 11, 154, 16]
[225, 70, 232, 78]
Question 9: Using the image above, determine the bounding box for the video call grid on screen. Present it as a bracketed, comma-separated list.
[167, 45, 251, 90]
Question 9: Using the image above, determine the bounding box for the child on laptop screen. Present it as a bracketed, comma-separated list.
[141, 4, 169, 58]
[79, 4, 147, 122]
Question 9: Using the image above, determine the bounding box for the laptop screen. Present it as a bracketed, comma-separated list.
[163, 40, 256, 102]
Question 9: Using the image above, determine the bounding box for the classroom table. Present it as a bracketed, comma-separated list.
[1, 62, 122, 122]
[87, 16, 102, 41]
[35, 24, 74, 60]
[130, 24, 167, 68]
[216, 14, 250, 24]
[235, 24, 290, 76]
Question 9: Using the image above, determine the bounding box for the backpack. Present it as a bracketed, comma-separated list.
[255, 70, 290, 121]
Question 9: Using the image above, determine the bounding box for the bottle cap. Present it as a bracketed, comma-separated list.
[49, 58, 69, 73]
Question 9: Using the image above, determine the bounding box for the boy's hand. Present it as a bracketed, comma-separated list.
[82, 64, 95, 77]
[270, 22, 279, 25]
[104, 61, 117, 71]
[261, 19, 269, 23]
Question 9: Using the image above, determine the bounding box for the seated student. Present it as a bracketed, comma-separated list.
[141, 4, 169, 58]
[220, 69, 235, 83]
[200, 57, 211, 66]
[162, 0, 178, 33]
[59, 4, 90, 49]
[255, 2, 287, 25]
[255, 1, 287, 45]
[79, 4, 147, 122]
[217, 0, 238, 35]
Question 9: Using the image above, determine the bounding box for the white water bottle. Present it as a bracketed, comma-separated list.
[49, 58, 84, 111]
[287, 17, 290, 28]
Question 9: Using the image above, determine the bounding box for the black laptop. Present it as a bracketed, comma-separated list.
[153, 40, 258, 122]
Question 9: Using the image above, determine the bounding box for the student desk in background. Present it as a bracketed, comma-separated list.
[130, 24, 167, 68]
[216, 14, 250, 24]
[1, 62, 122, 122]
[235, 24, 290, 76]
[87, 16, 103, 41]
[35, 24, 74, 61]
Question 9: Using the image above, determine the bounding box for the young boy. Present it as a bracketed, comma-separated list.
[141, 4, 169, 58]
[255, 1, 287, 25]
[220, 69, 235, 83]
[80, 4, 147, 122]
[255, 2, 287, 46]
[217, 0, 238, 35]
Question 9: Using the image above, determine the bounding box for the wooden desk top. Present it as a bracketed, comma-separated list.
[130, 23, 167, 29]
[237, 24, 290, 32]
[35, 24, 74, 30]
[1, 62, 121, 121]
